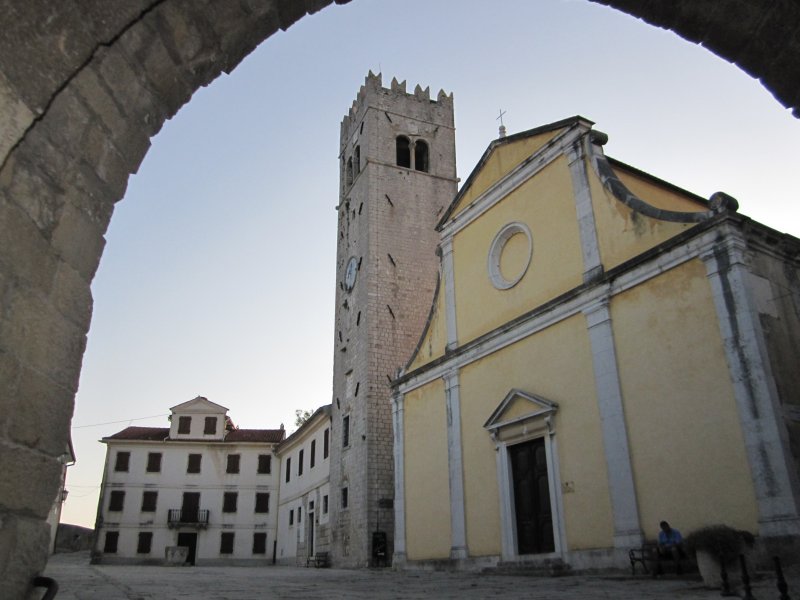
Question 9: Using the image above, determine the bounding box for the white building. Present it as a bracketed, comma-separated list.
[275, 406, 332, 565]
[93, 397, 284, 565]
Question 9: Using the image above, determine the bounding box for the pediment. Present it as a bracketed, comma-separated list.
[170, 396, 228, 415]
[483, 389, 558, 432]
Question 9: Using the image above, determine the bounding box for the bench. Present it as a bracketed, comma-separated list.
[629, 543, 658, 575]
[307, 552, 329, 568]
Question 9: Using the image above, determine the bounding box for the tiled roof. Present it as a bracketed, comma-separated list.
[102, 426, 285, 443]
[104, 427, 169, 441]
[225, 429, 285, 443]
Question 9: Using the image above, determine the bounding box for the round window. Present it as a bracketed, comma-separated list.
[487, 222, 533, 290]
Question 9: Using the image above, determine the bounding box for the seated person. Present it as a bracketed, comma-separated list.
[656, 520, 686, 573]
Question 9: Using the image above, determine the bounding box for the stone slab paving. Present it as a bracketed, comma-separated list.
[43, 552, 799, 600]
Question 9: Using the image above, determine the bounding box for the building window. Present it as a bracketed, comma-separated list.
[255, 493, 270, 513]
[323, 495, 329, 514]
[310, 440, 316, 469]
[346, 156, 354, 186]
[226, 454, 240, 474]
[298, 449, 304, 476]
[257, 454, 272, 474]
[342, 415, 350, 448]
[285, 457, 291, 483]
[141, 491, 158, 512]
[114, 451, 130, 472]
[187, 454, 202, 474]
[137, 532, 153, 554]
[253, 532, 267, 555]
[223, 492, 238, 513]
[341, 487, 348, 509]
[103, 531, 119, 553]
[354, 145, 361, 175]
[414, 139, 429, 172]
[204, 416, 217, 435]
[108, 490, 125, 512]
[289, 509, 294, 526]
[298, 507, 302, 524]
[178, 416, 191, 434]
[396, 136, 411, 168]
[146, 452, 162, 473]
[220, 532, 235, 554]
[324, 428, 329, 459]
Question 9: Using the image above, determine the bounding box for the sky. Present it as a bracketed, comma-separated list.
[61, 0, 800, 527]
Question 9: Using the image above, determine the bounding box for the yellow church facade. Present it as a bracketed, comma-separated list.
[391, 117, 800, 569]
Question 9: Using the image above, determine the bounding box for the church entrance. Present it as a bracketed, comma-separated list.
[509, 438, 554, 554]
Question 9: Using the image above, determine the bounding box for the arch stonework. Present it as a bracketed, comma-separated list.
[0, 0, 796, 595]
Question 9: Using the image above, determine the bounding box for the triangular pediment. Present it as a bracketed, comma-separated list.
[483, 389, 558, 432]
[170, 396, 228, 415]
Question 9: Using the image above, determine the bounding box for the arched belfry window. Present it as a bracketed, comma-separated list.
[346, 157, 354, 186]
[414, 140, 429, 173]
[354, 145, 361, 176]
[396, 136, 411, 168]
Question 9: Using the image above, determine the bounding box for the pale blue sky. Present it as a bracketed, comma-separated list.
[63, 0, 800, 526]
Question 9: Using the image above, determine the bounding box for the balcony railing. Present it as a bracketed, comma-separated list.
[168, 509, 209, 529]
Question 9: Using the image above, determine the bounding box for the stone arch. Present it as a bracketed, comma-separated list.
[1, 0, 798, 595]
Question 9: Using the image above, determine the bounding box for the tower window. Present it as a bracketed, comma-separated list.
[414, 140, 429, 172]
[354, 145, 361, 175]
[346, 157, 354, 186]
[396, 136, 411, 168]
[342, 415, 350, 448]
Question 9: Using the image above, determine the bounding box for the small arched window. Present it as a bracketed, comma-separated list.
[354, 146, 361, 176]
[346, 157, 354, 186]
[396, 136, 411, 168]
[414, 140, 429, 173]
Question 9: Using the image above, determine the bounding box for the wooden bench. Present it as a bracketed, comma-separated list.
[307, 552, 329, 568]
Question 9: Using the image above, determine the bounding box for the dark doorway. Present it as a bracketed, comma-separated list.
[509, 438, 554, 554]
[177, 532, 198, 565]
[182, 492, 200, 523]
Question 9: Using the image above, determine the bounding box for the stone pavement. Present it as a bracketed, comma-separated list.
[42, 551, 799, 600]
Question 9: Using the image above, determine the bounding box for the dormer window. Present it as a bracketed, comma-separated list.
[204, 417, 217, 435]
[414, 140, 429, 172]
[396, 136, 411, 168]
[178, 416, 191, 434]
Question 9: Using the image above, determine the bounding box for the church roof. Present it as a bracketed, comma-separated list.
[437, 116, 593, 230]
[102, 426, 285, 443]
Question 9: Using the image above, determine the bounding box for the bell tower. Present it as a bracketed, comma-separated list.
[329, 72, 457, 567]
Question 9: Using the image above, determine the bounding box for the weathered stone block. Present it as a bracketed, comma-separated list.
[116, 18, 194, 122]
[51, 260, 93, 330]
[0, 280, 87, 392]
[0, 157, 64, 239]
[0, 191, 59, 293]
[5, 367, 74, 458]
[0, 71, 35, 163]
[82, 122, 131, 202]
[51, 200, 107, 283]
[0, 442, 62, 517]
[0, 513, 51, 600]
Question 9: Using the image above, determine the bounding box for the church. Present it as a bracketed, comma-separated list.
[387, 114, 800, 569]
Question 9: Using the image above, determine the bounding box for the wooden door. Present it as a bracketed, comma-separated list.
[509, 438, 554, 554]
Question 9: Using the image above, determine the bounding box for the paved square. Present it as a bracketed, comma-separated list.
[43, 552, 798, 600]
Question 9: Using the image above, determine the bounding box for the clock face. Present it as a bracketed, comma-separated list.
[344, 257, 358, 291]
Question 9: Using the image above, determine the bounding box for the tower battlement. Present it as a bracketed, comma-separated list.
[341, 71, 454, 142]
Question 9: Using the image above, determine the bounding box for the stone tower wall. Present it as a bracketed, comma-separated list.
[329, 72, 456, 567]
